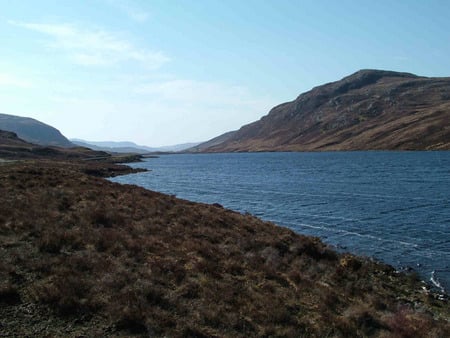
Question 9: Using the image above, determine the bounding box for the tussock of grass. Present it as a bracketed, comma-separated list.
[0, 160, 448, 337]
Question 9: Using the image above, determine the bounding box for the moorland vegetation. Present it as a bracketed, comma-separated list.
[0, 131, 449, 336]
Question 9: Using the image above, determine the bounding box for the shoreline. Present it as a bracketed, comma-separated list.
[1, 159, 448, 336]
[114, 153, 450, 297]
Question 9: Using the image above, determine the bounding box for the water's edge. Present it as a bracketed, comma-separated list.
[111, 151, 450, 294]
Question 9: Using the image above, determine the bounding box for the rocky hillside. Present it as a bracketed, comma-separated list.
[0, 113, 74, 148]
[196, 70, 450, 152]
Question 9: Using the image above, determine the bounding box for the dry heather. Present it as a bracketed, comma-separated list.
[0, 160, 449, 337]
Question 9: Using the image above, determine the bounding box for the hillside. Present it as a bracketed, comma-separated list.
[0, 113, 74, 148]
[0, 129, 103, 161]
[189, 130, 237, 152]
[0, 130, 34, 148]
[0, 143, 449, 336]
[195, 70, 450, 152]
[0, 130, 145, 167]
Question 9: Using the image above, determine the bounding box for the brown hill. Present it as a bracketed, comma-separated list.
[197, 70, 450, 152]
[0, 129, 143, 168]
[0, 113, 74, 148]
[0, 130, 33, 147]
[0, 129, 101, 160]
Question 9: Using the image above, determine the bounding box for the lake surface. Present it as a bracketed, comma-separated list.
[111, 151, 450, 293]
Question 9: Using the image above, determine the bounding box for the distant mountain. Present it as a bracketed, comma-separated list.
[195, 70, 450, 152]
[71, 139, 152, 154]
[0, 113, 74, 148]
[72, 139, 201, 153]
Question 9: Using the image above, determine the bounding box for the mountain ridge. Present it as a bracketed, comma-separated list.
[192, 69, 450, 152]
[72, 139, 201, 153]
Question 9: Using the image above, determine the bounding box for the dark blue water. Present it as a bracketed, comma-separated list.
[111, 152, 450, 293]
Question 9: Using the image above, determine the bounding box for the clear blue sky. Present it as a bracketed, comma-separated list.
[1, 0, 449, 146]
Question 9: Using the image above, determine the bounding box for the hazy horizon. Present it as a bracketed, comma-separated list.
[1, 0, 449, 146]
[70, 137, 200, 149]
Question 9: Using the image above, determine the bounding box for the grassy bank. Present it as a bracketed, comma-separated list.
[0, 160, 449, 337]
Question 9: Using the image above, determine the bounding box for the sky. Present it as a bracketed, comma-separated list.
[1, 0, 449, 146]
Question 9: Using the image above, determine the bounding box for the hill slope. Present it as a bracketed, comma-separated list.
[0, 113, 74, 148]
[0, 129, 144, 166]
[197, 70, 450, 152]
[0, 129, 100, 160]
[189, 130, 237, 152]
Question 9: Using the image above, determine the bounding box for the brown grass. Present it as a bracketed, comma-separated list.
[0, 160, 448, 337]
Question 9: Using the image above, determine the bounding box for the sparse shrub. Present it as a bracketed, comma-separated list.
[286, 269, 303, 284]
[89, 204, 124, 228]
[333, 316, 354, 336]
[58, 196, 71, 211]
[111, 282, 169, 335]
[343, 305, 387, 337]
[38, 226, 85, 253]
[114, 306, 148, 334]
[0, 282, 21, 305]
[178, 280, 200, 299]
[35, 272, 94, 316]
[386, 305, 435, 338]
[224, 261, 245, 276]
[322, 290, 341, 312]
[339, 255, 362, 271]
[269, 301, 296, 325]
[292, 236, 338, 260]
[261, 246, 282, 269]
[38, 228, 66, 253]
[181, 326, 210, 338]
[195, 255, 220, 275]
[145, 285, 171, 310]
[355, 311, 385, 336]
[368, 295, 388, 311]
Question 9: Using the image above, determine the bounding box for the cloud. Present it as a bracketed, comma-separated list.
[9, 21, 169, 68]
[0, 73, 32, 88]
[135, 79, 262, 107]
[126, 10, 150, 23]
[46, 78, 275, 145]
[106, 0, 150, 23]
[132, 79, 275, 141]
